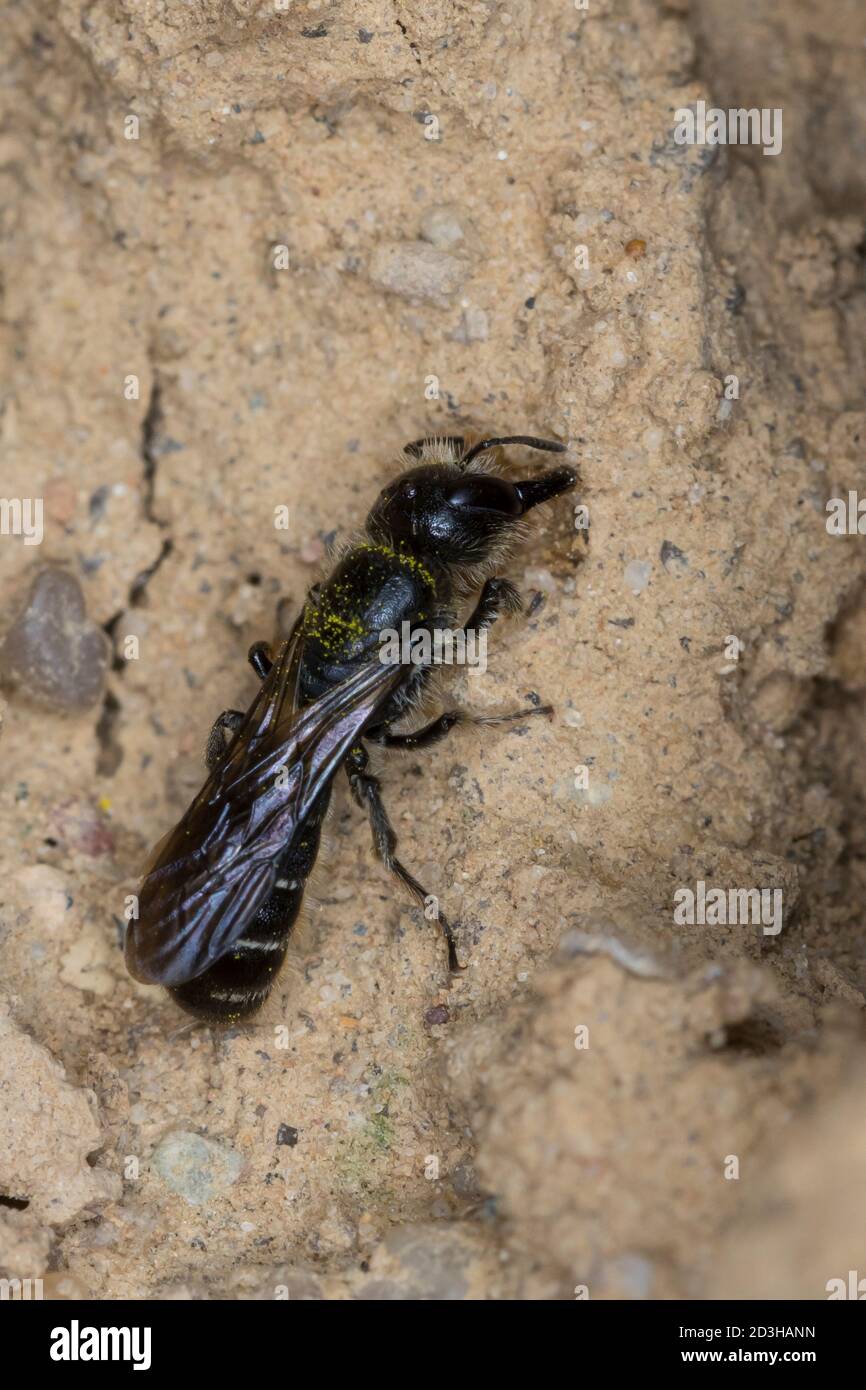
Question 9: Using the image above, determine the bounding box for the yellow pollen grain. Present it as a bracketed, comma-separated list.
[357, 541, 436, 590]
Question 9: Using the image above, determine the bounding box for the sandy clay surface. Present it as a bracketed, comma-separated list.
[1, 0, 865, 1299]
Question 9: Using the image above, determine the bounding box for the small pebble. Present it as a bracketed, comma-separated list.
[419, 205, 466, 249]
[44, 478, 78, 524]
[368, 241, 464, 307]
[152, 1131, 243, 1206]
[452, 305, 489, 343]
[424, 1005, 450, 1026]
[0, 569, 110, 710]
[660, 540, 688, 574]
[300, 538, 325, 565]
[624, 559, 652, 595]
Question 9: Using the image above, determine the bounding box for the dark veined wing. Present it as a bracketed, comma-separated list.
[125, 629, 403, 987]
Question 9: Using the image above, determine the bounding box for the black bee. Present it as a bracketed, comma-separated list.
[124, 434, 576, 1021]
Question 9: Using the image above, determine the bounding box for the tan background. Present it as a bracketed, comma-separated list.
[0, 0, 865, 1298]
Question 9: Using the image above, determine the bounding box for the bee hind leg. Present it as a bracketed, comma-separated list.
[344, 745, 463, 973]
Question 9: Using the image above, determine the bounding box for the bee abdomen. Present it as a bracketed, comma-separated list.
[168, 879, 303, 1023]
[167, 786, 330, 1023]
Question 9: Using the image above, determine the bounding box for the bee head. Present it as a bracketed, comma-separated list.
[367, 436, 576, 565]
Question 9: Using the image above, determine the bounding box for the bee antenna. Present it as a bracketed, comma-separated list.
[460, 435, 568, 468]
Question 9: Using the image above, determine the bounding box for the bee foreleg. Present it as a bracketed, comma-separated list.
[344, 746, 464, 973]
[205, 708, 245, 770]
[368, 712, 462, 750]
[369, 702, 551, 751]
[464, 575, 523, 632]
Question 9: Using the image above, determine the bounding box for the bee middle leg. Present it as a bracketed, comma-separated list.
[344, 744, 463, 972]
[204, 639, 275, 769]
[247, 641, 273, 680]
[205, 709, 245, 769]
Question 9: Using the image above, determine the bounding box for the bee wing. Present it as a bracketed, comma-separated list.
[125, 634, 403, 987]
